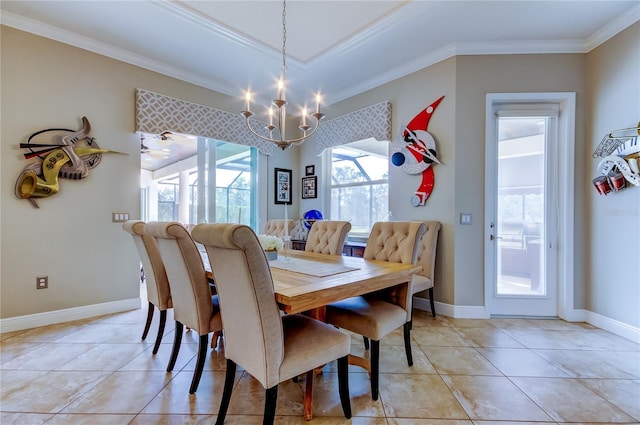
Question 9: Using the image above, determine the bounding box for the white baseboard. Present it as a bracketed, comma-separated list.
[415, 297, 639, 343]
[0, 298, 141, 333]
[414, 296, 490, 319]
[581, 309, 640, 344]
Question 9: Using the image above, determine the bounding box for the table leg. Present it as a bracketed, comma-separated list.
[303, 370, 314, 421]
[302, 306, 326, 421]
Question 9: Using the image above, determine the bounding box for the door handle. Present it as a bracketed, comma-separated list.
[490, 234, 503, 241]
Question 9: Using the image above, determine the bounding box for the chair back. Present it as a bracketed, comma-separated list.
[415, 221, 441, 282]
[364, 221, 426, 264]
[122, 220, 171, 310]
[305, 221, 352, 255]
[262, 219, 295, 238]
[192, 223, 284, 389]
[144, 221, 217, 335]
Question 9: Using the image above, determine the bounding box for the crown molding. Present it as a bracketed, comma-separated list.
[584, 2, 640, 51]
[0, 10, 238, 99]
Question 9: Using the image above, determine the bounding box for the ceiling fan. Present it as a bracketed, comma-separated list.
[156, 131, 194, 147]
[140, 134, 170, 158]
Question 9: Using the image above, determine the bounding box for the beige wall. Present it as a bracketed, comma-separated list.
[585, 22, 640, 327]
[2, 22, 638, 330]
[454, 54, 587, 307]
[0, 26, 284, 319]
[301, 58, 458, 305]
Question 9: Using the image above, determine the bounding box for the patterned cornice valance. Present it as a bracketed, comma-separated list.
[135, 88, 277, 156]
[314, 101, 392, 155]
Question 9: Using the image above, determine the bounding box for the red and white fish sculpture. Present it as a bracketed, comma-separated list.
[390, 96, 444, 206]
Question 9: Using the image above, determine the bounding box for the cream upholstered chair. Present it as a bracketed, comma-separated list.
[325, 221, 426, 400]
[144, 221, 222, 394]
[191, 223, 351, 425]
[122, 220, 172, 354]
[305, 220, 352, 255]
[412, 221, 441, 318]
[262, 219, 295, 238]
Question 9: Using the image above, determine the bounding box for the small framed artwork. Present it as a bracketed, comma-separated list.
[305, 165, 315, 176]
[274, 168, 292, 204]
[302, 176, 317, 199]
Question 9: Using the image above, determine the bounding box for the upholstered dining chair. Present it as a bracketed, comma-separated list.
[144, 221, 222, 394]
[305, 220, 352, 255]
[411, 221, 442, 318]
[262, 219, 295, 238]
[191, 223, 352, 425]
[325, 221, 426, 400]
[122, 220, 172, 355]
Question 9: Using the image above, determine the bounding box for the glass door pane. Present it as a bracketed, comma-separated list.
[496, 117, 546, 296]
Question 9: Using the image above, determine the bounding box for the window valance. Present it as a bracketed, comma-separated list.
[135, 88, 277, 155]
[314, 101, 392, 155]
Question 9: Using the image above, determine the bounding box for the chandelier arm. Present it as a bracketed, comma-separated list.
[243, 115, 322, 146]
[243, 116, 280, 143]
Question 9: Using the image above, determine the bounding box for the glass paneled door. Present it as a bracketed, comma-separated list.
[485, 101, 561, 317]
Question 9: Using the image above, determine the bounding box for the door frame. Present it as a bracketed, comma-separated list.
[484, 92, 576, 320]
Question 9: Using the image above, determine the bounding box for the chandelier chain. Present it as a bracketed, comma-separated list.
[281, 0, 287, 76]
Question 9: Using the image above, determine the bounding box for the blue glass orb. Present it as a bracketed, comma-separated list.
[303, 210, 323, 229]
[391, 152, 405, 166]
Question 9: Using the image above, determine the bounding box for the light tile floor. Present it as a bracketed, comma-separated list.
[1, 303, 639, 424]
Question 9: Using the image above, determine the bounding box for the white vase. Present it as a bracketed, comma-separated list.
[265, 250, 278, 261]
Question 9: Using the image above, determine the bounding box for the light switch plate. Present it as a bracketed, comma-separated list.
[112, 212, 130, 223]
[460, 213, 472, 225]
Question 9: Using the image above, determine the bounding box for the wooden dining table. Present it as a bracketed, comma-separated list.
[204, 247, 421, 420]
[268, 249, 420, 420]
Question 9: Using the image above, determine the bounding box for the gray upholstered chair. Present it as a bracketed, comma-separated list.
[144, 221, 222, 394]
[325, 221, 426, 400]
[191, 223, 351, 425]
[122, 220, 172, 354]
[305, 220, 352, 255]
[411, 221, 442, 318]
[262, 219, 295, 238]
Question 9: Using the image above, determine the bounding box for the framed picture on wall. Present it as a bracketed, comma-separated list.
[274, 168, 292, 204]
[305, 165, 315, 176]
[302, 176, 317, 199]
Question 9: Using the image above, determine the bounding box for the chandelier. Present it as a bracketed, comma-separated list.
[241, 0, 325, 150]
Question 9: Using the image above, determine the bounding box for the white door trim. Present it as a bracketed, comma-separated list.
[484, 92, 575, 319]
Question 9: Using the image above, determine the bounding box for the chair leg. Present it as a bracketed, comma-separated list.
[189, 334, 209, 394]
[263, 385, 279, 425]
[403, 322, 413, 367]
[152, 309, 167, 355]
[428, 287, 436, 317]
[211, 330, 222, 349]
[370, 339, 380, 401]
[166, 321, 183, 372]
[363, 336, 370, 350]
[215, 359, 237, 425]
[141, 302, 154, 340]
[337, 355, 352, 419]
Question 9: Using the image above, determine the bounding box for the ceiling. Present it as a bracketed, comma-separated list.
[2, 1, 638, 171]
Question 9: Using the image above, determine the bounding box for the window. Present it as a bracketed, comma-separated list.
[214, 142, 254, 225]
[151, 140, 257, 229]
[330, 138, 388, 234]
[157, 179, 179, 221]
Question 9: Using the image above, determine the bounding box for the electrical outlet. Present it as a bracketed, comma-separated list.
[36, 276, 48, 289]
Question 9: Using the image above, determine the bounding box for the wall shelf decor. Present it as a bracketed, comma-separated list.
[591, 122, 640, 195]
